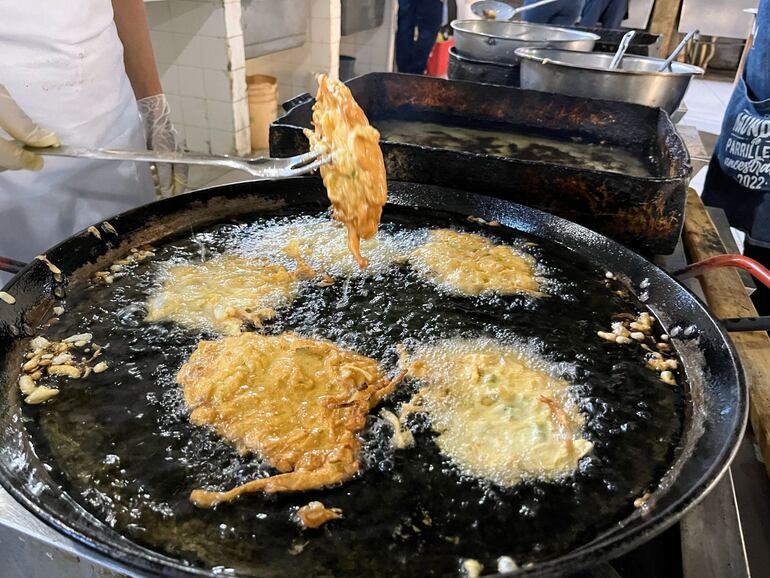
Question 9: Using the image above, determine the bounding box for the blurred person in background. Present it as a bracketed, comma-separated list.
[0, 0, 186, 283]
[702, 0, 770, 315]
[579, 0, 628, 29]
[522, 0, 585, 26]
[396, 0, 446, 74]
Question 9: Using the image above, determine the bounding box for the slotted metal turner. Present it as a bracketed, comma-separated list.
[23, 145, 330, 179]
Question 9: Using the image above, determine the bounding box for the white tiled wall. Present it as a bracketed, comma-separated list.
[145, 0, 250, 155]
[245, 0, 397, 108]
[245, 0, 343, 107]
[339, 0, 397, 76]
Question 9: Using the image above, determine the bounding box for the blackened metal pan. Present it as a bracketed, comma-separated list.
[270, 73, 691, 255]
[0, 178, 748, 577]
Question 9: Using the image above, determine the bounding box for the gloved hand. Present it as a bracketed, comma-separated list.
[0, 84, 59, 172]
[137, 94, 188, 197]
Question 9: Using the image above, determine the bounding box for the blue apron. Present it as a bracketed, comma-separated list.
[702, 0, 770, 248]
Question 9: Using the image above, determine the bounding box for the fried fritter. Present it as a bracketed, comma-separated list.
[177, 333, 403, 507]
[145, 255, 303, 335]
[410, 229, 540, 296]
[401, 338, 592, 486]
[304, 75, 387, 268]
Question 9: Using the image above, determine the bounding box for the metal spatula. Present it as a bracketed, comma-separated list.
[22, 145, 330, 179]
[471, 0, 559, 21]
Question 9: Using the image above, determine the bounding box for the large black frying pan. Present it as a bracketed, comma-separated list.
[0, 178, 748, 577]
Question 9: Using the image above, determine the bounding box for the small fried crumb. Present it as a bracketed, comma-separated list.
[461, 559, 484, 578]
[296, 501, 342, 529]
[497, 556, 518, 573]
[659, 370, 676, 386]
[288, 541, 309, 556]
[35, 255, 62, 275]
[25, 386, 59, 405]
[101, 221, 118, 235]
[380, 408, 415, 449]
[316, 275, 336, 288]
[634, 492, 652, 508]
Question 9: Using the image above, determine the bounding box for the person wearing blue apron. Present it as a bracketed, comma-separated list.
[702, 0, 770, 315]
[522, 0, 585, 26]
[0, 1, 186, 284]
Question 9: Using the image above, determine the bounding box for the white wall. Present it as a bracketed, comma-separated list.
[145, 0, 250, 155]
[246, 0, 397, 107]
[339, 0, 397, 76]
[146, 0, 398, 153]
[245, 0, 343, 106]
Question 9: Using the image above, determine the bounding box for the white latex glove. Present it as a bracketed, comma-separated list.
[137, 94, 188, 197]
[0, 84, 59, 171]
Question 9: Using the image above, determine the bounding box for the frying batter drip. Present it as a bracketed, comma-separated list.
[304, 75, 387, 268]
[251, 220, 406, 277]
[145, 255, 304, 335]
[410, 229, 540, 296]
[177, 333, 404, 507]
[401, 339, 592, 486]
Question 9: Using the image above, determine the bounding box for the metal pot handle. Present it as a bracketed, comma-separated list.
[0, 257, 26, 275]
[674, 254, 770, 332]
[281, 92, 314, 113]
[486, 36, 497, 46]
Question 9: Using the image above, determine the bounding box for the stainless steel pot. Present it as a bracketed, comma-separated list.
[451, 20, 599, 64]
[516, 47, 704, 114]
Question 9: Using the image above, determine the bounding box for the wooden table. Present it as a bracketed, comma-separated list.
[674, 126, 770, 578]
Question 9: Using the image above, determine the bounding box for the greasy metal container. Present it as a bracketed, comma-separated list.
[451, 20, 599, 64]
[517, 48, 704, 114]
[447, 47, 520, 87]
[270, 73, 691, 254]
[575, 26, 663, 57]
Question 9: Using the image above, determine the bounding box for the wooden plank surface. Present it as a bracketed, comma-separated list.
[682, 188, 770, 477]
[648, 0, 683, 58]
[676, 124, 710, 167]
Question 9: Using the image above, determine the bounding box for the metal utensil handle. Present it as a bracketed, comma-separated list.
[511, 0, 559, 18]
[658, 29, 699, 72]
[674, 254, 770, 333]
[0, 256, 26, 275]
[721, 316, 770, 332]
[23, 144, 249, 172]
[674, 254, 770, 290]
[608, 30, 636, 70]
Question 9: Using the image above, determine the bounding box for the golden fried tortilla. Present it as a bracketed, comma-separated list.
[304, 75, 387, 268]
[145, 255, 303, 335]
[177, 333, 403, 507]
[402, 339, 592, 486]
[410, 229, 540, 296]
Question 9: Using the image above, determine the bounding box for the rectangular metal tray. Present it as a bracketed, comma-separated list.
[271, 73, 691, 254]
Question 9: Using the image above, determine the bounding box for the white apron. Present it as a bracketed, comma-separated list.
[0, 0, 153, 279]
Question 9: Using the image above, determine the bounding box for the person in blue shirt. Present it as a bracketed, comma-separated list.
[396, 0, 445, 74]
[702, 0, 770, 315]
[522, 0, 584, 26]
[579, 0, 628, 29]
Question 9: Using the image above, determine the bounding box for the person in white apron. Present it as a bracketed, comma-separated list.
[0, 0, 186, 282]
